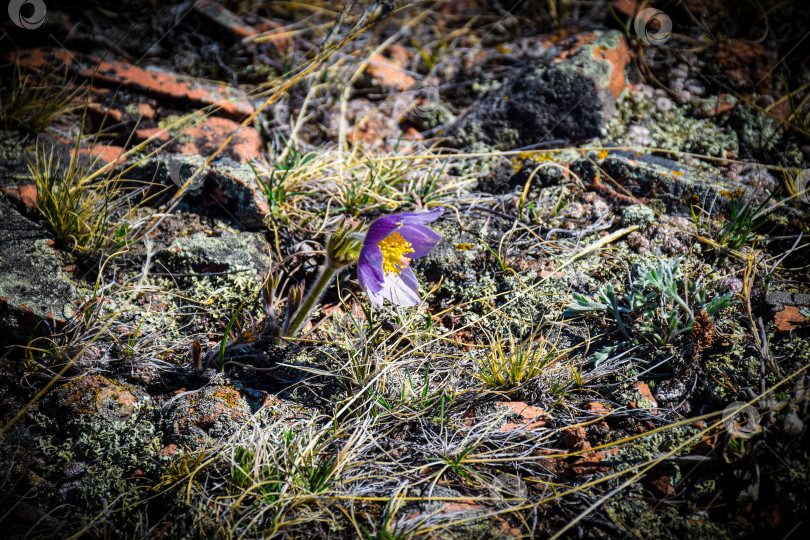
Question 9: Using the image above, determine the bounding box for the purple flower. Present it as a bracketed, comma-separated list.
[358, 208, 444, 307]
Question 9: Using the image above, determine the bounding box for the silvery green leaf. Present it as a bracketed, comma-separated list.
[591, 343, 623, 367]
[564, 292, 607, 314]
[705, 293, 736, 315]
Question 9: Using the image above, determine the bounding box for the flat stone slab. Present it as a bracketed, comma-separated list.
[0, 197, 78, 343]
[125, 155, 271, 229]
[765, 291, 810, 332]
[9, 48, 254, 120]
[579, 151, 767, 213]
[157, 230, 273, 278]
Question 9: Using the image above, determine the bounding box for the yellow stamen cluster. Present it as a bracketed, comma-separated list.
[378, 231, 414, 276]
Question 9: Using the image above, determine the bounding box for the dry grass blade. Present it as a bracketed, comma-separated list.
[0, 61, 80, 133]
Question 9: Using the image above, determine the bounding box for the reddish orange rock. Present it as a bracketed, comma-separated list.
[348, 116, 386, 146]
[387, 44, 413, 67]
[629, 381, 659, 410]
[10, 48, 254, 120]
[176, 116, 262, 163]
[0, 184, 37, 209]
[367, 53, 416, 91]
[496, 401, 550, 432]
[612, 0, 638, 18]
[156, 444, 180, 458]
[86, 103, 124, 123]
[709, 94, 737, 116]
[547, 30, 630, 99]
[136, 103, 156, 119]
[647, 464, 677, 497]
[714, 40, 773, 94]
[403, 126, 423, 140]
[136, 127, 170, 143]
[194, 0, 257, 39]
[774, 306, 808, 332]
[164, 385, 250, 449]
[570, 447, 619, 475]
[592, 33, 631, 99]
[584, 402, 612, 416]
[71, 143, 126, 166]
[251, 19, 293, 48]
[564, 425, 592, 452]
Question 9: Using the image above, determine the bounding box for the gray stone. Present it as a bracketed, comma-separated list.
[155, 230, 272, 280]
[764, 291, 810, 320]
[597, 153, 756, 214]
[0, 197, 78, 343]
[123, 154, 270, 229]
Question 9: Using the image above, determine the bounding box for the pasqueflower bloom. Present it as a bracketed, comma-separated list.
[357, 207, 444, 307]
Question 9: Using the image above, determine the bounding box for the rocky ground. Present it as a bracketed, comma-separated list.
[1, 0, 809, 538]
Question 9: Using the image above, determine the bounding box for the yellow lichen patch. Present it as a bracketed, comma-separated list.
[720, 188, 744, 200]
[454, 243, 474, 251]
[518, 150, 560, 163]
[211, 386, 243, 409]
[598, 149, 609, 160]
[378, 231, 414, 276]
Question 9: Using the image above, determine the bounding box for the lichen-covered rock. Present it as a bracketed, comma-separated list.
[592, 152, 755, 213]
[456, 30, 629, 150]
[53, 374, 144, 422]
[607, 487, 733, 539]
[0, 130, 30, 183]
[622, 204, 655, 228]
[11, 47, 254, 120]
[605, 82, 740, 157]
[152, 229, 272, 310]
[158, 230, 272, 278]
[0, 197, 78, 344]
[3, 374, 161, 529]
[124, 154, 270, 229]
[614, 381, 659, 410]
[726, 104, 785, 158]
[415, 217, 489, 286]
[163, 385, 251, 449]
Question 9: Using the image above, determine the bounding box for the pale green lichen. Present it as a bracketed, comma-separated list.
[605, 89, 738, 157]
[622, 204, 655, 228]
[30, 384, 161, 515]
[606, 487, 734, 539]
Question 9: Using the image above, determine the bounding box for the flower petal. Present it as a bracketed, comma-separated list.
[364, 216, 402, 245]
[398, 224, 442, 258]
[358, 243, 384, 295]
[359, 208, 443, 307]
[369, 266, 420, 306]
[400, 207, 445, 225]
[364, 208, 445, 244]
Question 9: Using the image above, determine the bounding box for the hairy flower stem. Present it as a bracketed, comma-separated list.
[283, 264, 338, 338]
